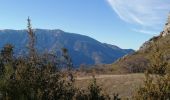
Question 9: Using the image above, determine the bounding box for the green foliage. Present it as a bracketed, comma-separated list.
[0, 18, 113, 100]
[0, 18, 76, 100]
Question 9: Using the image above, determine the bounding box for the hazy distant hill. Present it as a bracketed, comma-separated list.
[0, 29, 134, 66]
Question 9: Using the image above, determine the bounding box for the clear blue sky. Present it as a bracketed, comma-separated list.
[0, 0, 170, 50]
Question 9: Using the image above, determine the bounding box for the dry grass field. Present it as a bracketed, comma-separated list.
[75, 74, 145, 98]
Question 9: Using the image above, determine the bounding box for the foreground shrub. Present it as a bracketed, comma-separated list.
[0, 18, 76, 100]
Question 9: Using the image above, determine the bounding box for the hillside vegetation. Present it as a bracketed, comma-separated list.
[112, 15, 170, 74]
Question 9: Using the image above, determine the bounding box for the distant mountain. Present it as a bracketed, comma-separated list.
[0, 29, 134, 66]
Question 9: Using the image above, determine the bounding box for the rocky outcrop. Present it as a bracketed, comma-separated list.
[140, 14, 170, 51]
[161, 14, 170, 37]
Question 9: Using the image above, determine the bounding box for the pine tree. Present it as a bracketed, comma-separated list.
[27, 17, 36, 61]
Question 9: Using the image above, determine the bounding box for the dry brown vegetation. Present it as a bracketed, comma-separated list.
[75, 74, 145, 98]
[111, 29, 170, 74]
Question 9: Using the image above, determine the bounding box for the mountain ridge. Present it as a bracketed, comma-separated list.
[0, 29, 134, 67]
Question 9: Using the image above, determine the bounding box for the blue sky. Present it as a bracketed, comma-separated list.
[0, 0, 170, 50]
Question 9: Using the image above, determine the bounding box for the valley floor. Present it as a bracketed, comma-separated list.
[75, 73, 145, 98]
